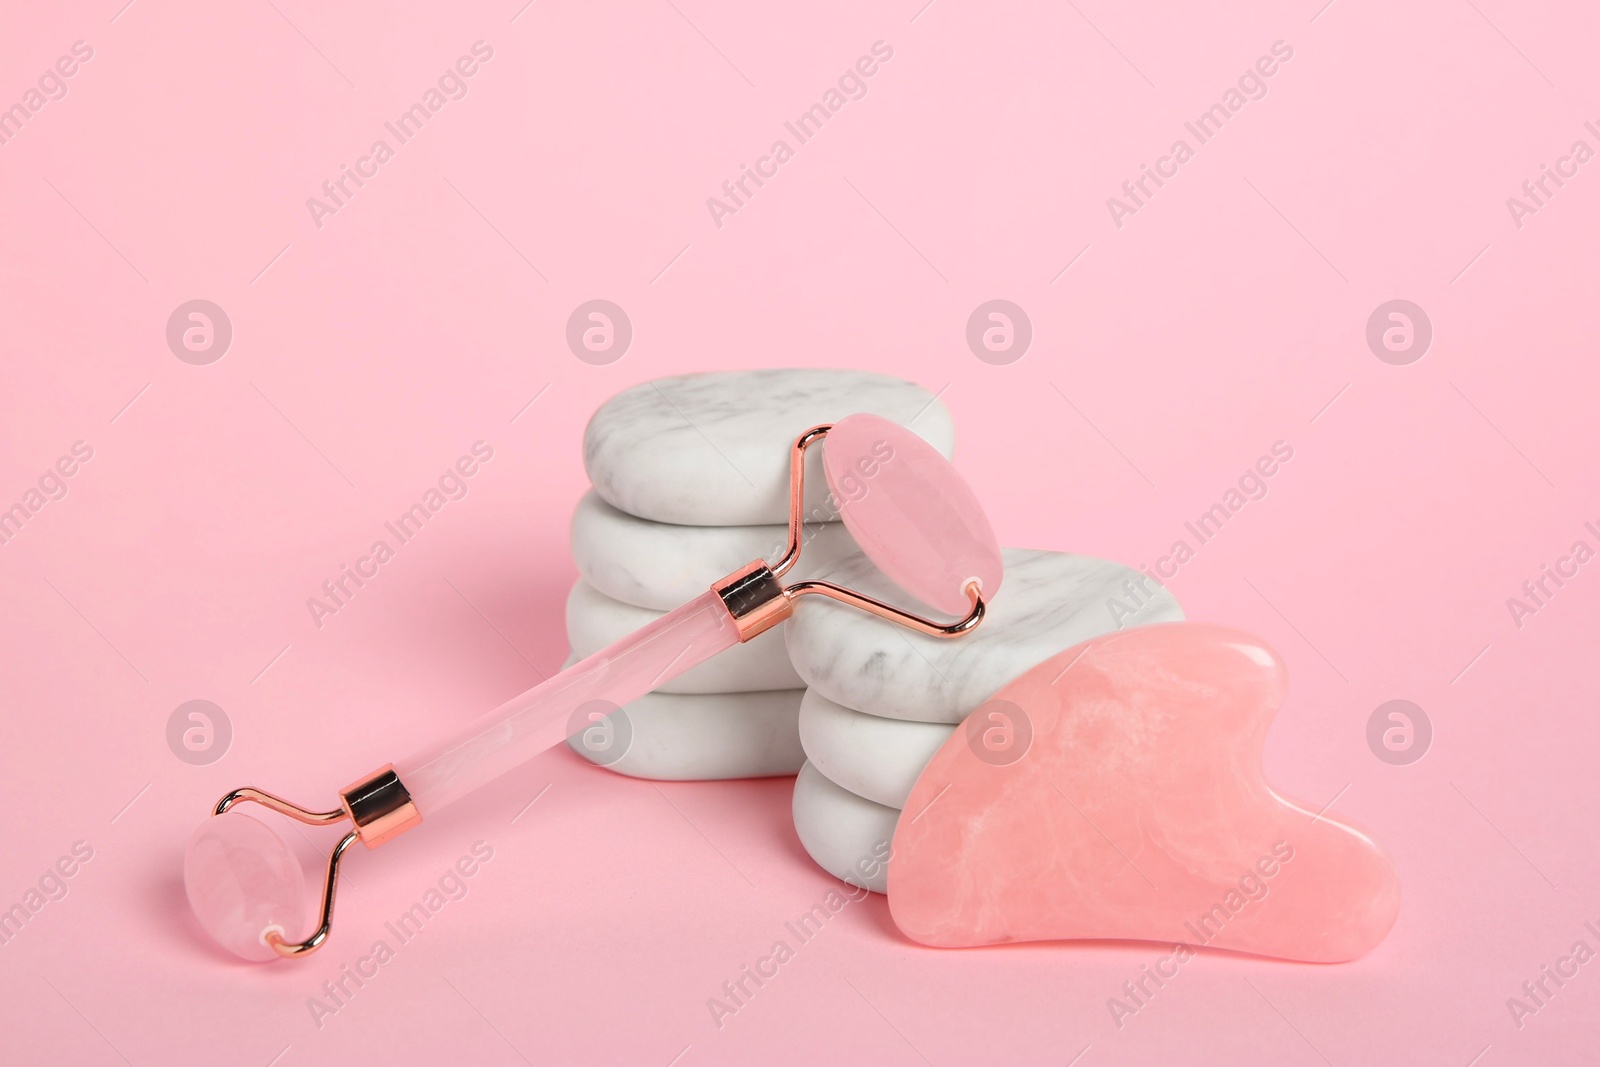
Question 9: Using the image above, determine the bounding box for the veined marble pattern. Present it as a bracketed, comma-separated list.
[786, 547, 1184, 723]
[565, 579, 803, 693]
[570, 490, 858, 611]
[791, 762, 899, 895]
[565, 686, 805, 781]
[582, 369, 955, 525]
[798, 689, 953, 809]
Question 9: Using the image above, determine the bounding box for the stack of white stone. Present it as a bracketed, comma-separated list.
[566, 368, 956, 781]
[786, 548, 1185, 892]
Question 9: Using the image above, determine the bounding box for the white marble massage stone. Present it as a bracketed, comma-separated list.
[786, 547, 1185, 723]
[566, 580, 803, 693]
[565, 686, 805, 781]
[570, 491, 859, 611]
[791, 761, 899, 895]
[797, 689, 954, 810]
[582, 368, 955, 526]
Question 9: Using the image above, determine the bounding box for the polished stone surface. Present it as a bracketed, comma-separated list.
[787, 547, 1184, 722]
[566, 580, 802, 693]
[583, 369, 954, 525]
[791, 761, 898, 895]
[824, 411, 1002, 616]
[184, 811, 308, 962]
[570, 490, 858, 611]
[889, 623, 1402, 962]
[565, 686, 805, 781]
[798, 689, 953, 809]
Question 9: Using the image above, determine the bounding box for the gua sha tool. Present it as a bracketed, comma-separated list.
[185, 414, 1002, 961]
[889, 622, 1401, 963]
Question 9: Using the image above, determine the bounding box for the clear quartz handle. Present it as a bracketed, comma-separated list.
[395, 590, 739, 813]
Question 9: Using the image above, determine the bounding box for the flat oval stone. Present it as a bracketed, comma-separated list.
[798, 689, 953, 809]
[787, 548, 1184, 723]
[583, 369, 955, 525]
[791, 761, 898, 895]
[571, 490, 858, 611]
[567, 580, 802, 693]
[565, 687, 805, 780]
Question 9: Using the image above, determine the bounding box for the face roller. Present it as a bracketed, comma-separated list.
[185, 414, 1004, 961]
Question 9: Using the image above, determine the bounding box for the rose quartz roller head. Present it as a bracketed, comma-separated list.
[185, 414, 1003, 960]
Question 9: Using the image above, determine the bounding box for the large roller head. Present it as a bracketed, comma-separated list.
[822, 413, 1002, 616]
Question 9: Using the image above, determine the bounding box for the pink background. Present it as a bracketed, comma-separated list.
[2, 1, 1596, 1063]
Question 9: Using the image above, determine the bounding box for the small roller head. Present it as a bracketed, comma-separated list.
[184, 810, 307, 961]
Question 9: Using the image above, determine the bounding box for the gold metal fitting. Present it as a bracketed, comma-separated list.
[785, 576, 985, 638]
[340, 765, 423, 848]
[712, 560, 793, 641]
[211, 764, 420, 959]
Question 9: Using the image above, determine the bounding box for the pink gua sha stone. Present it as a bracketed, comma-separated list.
[888, 622, 1400, 963]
